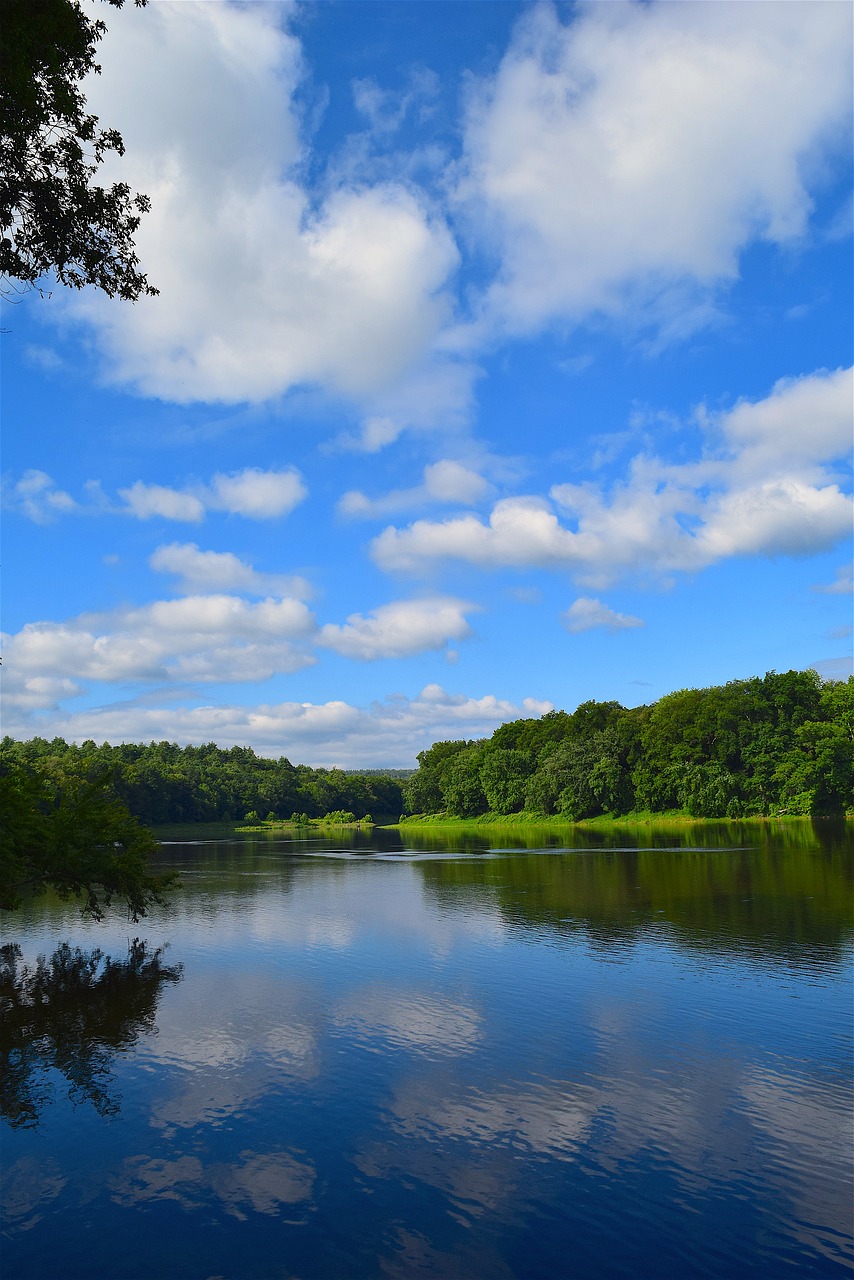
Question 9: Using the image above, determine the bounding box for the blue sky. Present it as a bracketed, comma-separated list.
[2, 0, 852, 767]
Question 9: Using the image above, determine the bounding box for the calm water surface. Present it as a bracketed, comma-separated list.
[2, 821, 852, 1279]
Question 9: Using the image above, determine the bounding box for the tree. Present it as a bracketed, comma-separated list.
[403, 740, 471, 815]
[0, 0, 157, 300]
[442, 746, 487, 817]
[479, 748, 535, 815]
[0, 762, 174, 921]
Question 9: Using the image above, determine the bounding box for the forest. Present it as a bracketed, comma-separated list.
[0, 738, 407, 826]
[402, 669, 853, 821]
[1, 671, 852, 839]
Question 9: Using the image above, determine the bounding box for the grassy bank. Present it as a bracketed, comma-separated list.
[392, 809, 851, 831]
[154, 818, 377, 839]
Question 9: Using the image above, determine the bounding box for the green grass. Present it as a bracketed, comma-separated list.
[391, 809, 850, 831]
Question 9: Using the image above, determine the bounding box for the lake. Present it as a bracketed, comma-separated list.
[2, 821, 852, 1279]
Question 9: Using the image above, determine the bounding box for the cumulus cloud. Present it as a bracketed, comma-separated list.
[318, 598, 476, 660]
[149, 543, 312, 598]
[5, 470, 78, 523]
[64, 2, 461, 408]
[2, 594, 317, 702]
[563, 598, 644, 634]
[0, 685, 554, 769]
[457, 1, 853, 340]
[373, 367, 853, 586]
[122, 468, 306, 522]
[8, 468, 308, 525]
[119, 481, 206, 523]
[207, 468, 307, 519]
[339, 460, 489, 519]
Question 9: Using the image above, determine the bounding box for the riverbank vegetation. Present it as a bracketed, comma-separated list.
[0, 738, 407, 825]
[401, 670, 853, 823]
[1, 670, 850, 918]
[0, 764, 174, 919]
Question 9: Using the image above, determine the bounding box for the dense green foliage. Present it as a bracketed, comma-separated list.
[0, 737, 406, 826]
[0, 762, 174, 919]
[402, 671, 854, 821]
[0, 0, 156, 299]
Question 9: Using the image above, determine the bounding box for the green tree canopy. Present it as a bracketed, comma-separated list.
[0, 762, 174, 920]
[0, 0, 157, 299]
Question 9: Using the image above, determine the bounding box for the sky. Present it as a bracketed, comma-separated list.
[1, 0, 852, 768]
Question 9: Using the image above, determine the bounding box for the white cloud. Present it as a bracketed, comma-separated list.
[26, 467, 311, 524]
[119, 481, 205, 523]
[2, 594, 317, 697]
[0, 685, 554, 769]
[563, 598, 644, 634]
[339, 460, 489, 519]
[337, 416, 404, 455]
[6, 470, 77, 523]
[207, 468, 307, 519]
[372, 366, 853, 586]
[149, 543, 312, 598]
[373, 497, 583, 574]
[706, 366, 853, 483]
[318, 598, 476, 661]
[457, 1, 852, 340]
[65, 2, 460, 407]
[424, 460, 489, 504]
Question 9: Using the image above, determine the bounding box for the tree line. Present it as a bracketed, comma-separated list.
[0, 738, 407, 826]
[402, 670, 854, 820]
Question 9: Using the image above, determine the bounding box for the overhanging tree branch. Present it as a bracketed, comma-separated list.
[0, 0, 157, 300]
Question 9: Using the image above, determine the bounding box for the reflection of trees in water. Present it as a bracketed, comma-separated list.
[0, 940, 183, 1129]
[417, 836, 854, 966]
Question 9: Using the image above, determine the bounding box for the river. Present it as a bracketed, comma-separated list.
[2, 820, 852, 1278]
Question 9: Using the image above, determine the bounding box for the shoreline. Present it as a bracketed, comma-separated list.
[389, 811, 852, 831]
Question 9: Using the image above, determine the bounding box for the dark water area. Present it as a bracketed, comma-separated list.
[2, 822, 852, 1278]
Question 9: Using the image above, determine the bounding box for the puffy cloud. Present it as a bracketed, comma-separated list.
[5, 470, 78, 523]
[207, 468, 307, 519]
[705, 366, 854, 484]
[149, 543, 312, 598]
[318, 598, 476, 661]
[124, 467, 306, 522]
[373, 367, 853, 585]
[66, 2, 460, 407]
[457, 1, 853, 339]
[0, 685, 553, 769]
[339, 460, 489, 519]
[119, 481, 205, 523]
[424, 460, 489, 504]
[373, 498, 585, 574]
[6, 467, 311, 525]
[694, 479, 852, 562]
[2, 593, 317, 697]
[563, 598, 644, 634]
